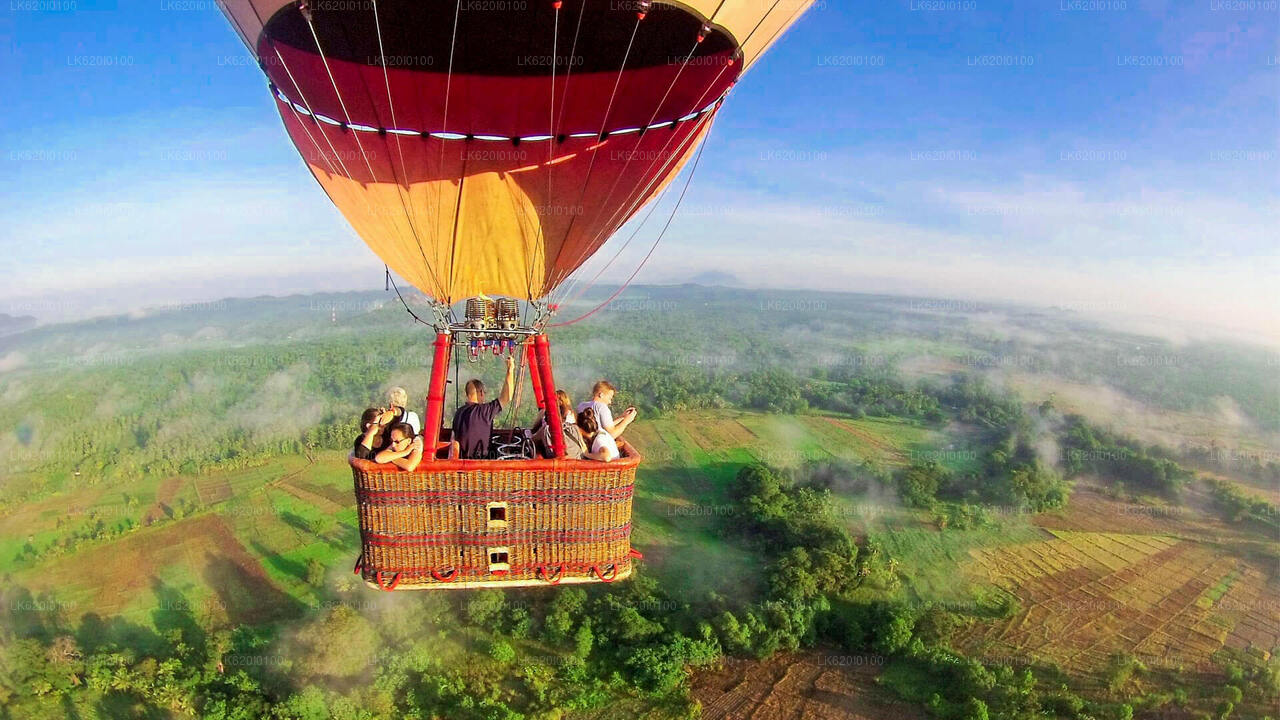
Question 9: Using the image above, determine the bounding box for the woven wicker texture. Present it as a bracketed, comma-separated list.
[351, 442, 640, 590]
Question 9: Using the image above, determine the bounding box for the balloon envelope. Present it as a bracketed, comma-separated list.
[216, 0, 812, 302]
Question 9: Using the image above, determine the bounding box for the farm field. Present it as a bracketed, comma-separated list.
[2, 409, 953, 635]
[953, 489, 1280, 687]
[690, 651, 925, 720]
[4, 399, 1276, 720]
[10, 408, 1275, 698]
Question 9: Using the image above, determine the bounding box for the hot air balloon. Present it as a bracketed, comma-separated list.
[214, 0, 813, 589]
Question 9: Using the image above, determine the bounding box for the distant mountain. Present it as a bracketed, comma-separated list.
[0, 313, 36, 336]
[683, 271, 742, 287]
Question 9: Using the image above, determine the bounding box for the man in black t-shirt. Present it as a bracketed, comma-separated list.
[450, 354, 515, 459]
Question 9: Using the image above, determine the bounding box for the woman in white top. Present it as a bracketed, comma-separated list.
[576, 407, 619, 462]
[388, 386, 422, 435]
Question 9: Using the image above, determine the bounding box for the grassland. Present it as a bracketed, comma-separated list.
[2, 287, 1276, 719]
[5, 402, 1273, 720]
[2, 409, 952, 629]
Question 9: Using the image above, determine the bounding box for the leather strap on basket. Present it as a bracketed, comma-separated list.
[628, 548, 644, 559]
[591, 564, 619, 583]
[375, 571, 401, 591]
[431, 568, 458, 583]
[353, 556, 363, 575]
[537, 564, 564, 584]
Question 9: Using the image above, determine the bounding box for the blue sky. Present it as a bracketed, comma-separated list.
[2, 0, 1277, 340]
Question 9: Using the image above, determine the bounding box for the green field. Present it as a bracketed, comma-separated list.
[2, 287, 1277, 719]
[3, 409, 961, 633]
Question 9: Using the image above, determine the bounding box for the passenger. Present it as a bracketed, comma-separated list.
[354, 406, 397, 460]
[374, 422, 424, 471]
[577, 406, 619, 462]
[387, 386, 422, 435]
[449, 354, 515, 460]
[577, 380, 637, 440]
[533, 389, 588, 459]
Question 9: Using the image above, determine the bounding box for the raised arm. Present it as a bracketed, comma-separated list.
[498, 354, 515, 407]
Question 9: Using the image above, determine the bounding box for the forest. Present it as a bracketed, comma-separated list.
[1, 285, 1277, 719]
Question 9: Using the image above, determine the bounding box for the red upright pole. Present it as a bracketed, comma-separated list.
[422, 333, 451, 461]
[526, 340, 546, 411]
[534, 334, 566, 458]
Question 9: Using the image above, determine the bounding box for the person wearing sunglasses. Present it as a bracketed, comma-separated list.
[374, 422, 424, 471]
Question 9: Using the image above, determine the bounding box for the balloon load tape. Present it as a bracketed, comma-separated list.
[458, 297, 528, 360]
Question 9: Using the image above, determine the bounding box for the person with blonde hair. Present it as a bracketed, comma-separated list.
[577, 380, 636, 440]
[387, 386, 421, 435]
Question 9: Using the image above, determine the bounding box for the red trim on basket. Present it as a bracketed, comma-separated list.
[353, 556, 363, 575]
[348, 442, 642, 473]
[628, 548, 644, 559]
[365, 524, 631, 547]
[375, 571, 401, 591]
[362, 556, 631, 584]
[357, 485, 634, 502]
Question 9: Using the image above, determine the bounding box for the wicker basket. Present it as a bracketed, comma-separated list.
[350, 440, 641, 590]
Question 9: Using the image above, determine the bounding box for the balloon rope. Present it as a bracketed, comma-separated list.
[544, 1, 731, 300]
[522, 2, 563, 315]
[370, 0, 450, 300]
[273, 44, 428, 303]
[303, 10, 455, 301]
[550, 0, 789, 305]
[386, 267, 434, 327]
[550, 110, 719, 327]
[554, 106, 718, 310]
[554, 0, 590, 134]
[302, 16, 383, 187]
[271, 45, 357, 181]
[557, 6, 725, 262]
[549, 90, 726, 308]
[436, 0, 465, 298]
[538, 16, 642, 297]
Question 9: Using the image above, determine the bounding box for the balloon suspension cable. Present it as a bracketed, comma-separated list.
[551, 109, 719, 328]
[385, 265, 450, 330]
[369, 0, 451, 300]
[538, 13, 643, 294]
[296, 2, 450, 299]
[500, 342, 531, 431]
[550, 0, 788, 304]
[520, 0, 561, 307]
[548, 0, 792, 307]
[553, 95, 724, 310]
[545, 1, 738, 305]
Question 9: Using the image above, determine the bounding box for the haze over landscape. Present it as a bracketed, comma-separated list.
[2, 1, 1278, 719]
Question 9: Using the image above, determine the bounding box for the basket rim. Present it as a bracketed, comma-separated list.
[350, 439, 642, 473]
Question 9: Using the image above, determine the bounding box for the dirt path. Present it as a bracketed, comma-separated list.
[692, 650, 924, 720]
[143, 475, 185, 525]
